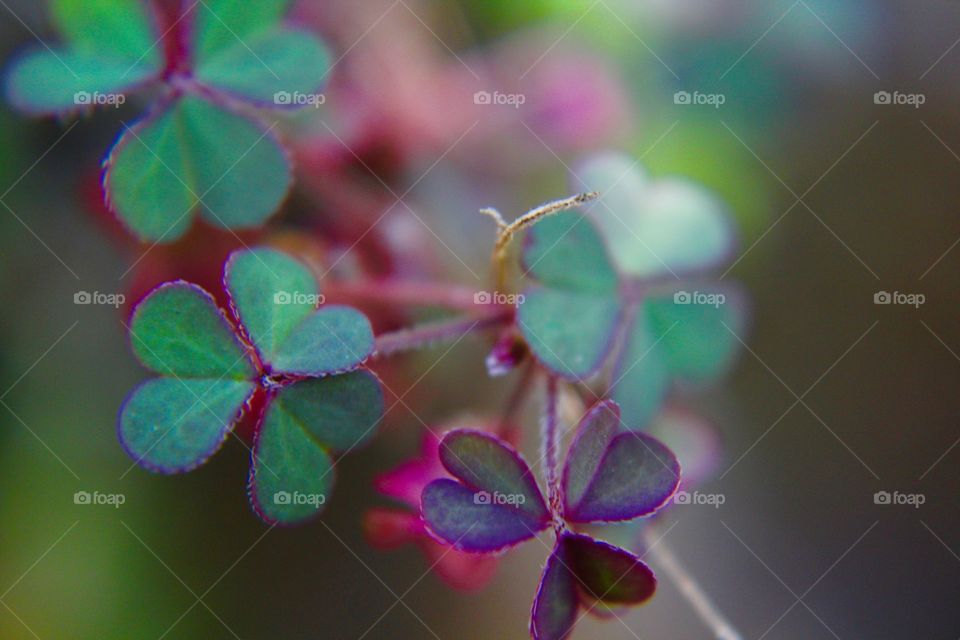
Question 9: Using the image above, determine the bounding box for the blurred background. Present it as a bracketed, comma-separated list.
[1, 0, 959, 637]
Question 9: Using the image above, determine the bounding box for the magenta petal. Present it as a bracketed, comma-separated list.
[562, 532, 657, 606]
[563, 402, 680, 523]
[530, 541, 578, 640]
[421, 479, 548, 553]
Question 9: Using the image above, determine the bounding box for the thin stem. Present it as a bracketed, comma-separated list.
[372, 309, 511, 359]
[481, 192, 600, 291]
[496, 361, 535, 437]
[541, 376, 563, 527]
[642, 528, 744, 640]
[324, 279, 480, 312]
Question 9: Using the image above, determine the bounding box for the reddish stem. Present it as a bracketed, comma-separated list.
[372, 309, 512, 358]
[324, 278, 483, 312]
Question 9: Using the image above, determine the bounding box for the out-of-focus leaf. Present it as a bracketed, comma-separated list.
[195, 28, 331, 107]
[192, 0, 290, 61]
[578, 152, 735, 279]
[104, 96, 291, 241]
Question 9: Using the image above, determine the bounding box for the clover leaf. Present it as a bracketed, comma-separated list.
[119, 247, 382, 525]
[517, 152, 745, 428]
[6, 0, 332, 242]
[420, 400, 679, 640]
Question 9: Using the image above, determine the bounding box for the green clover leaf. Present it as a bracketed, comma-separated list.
[118, 248, 382, 525]
[517, 154, 744, 428]
[5, 0, 332, 242]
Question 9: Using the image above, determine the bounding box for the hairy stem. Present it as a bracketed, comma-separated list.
[642, 529, 743, 640]
[324, 279, 481, 311]
[481, 192, 599, 291]
[372, 309, 511, 358]
[541, 376, 563, 526]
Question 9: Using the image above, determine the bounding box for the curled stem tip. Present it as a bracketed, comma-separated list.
[481, 191, 600, 290]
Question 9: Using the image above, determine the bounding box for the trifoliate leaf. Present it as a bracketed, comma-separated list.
[104, 95, 291, 241]
[119, 378, 255, 473]
[129, 282, 255, 379]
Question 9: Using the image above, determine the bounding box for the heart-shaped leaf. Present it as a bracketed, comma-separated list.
[224, 247, 319, 362]
[562, 400, 679, 523]
[249, 395, 335, 525]
[270, 306, 374, 376]
[250, 372, 383, 524]
[561, 532, 656, 605]
[270, 371, 383, 452]
[104, 95, 291, 241]
[611, 285, 744, 426]
[6, 0, 162, 115]
[523, 212, 619, 293]
[517, 288, 622, 380]
[195, 27, 331, 107]
[531, 539, 579, 640]
[129, 282, 255, 379]
[578, 152, 735, 279]
[119, 377, 255, 473]
[531, 532, 657, 640]
[51, 0, 160, 62]
[421, 430, 549, 552]
[192, 0, 291, 61]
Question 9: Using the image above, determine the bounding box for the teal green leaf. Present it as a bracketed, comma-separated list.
[517, 287, 622, 379]
[195, 28, 331, 107]
[104, 95, 291, 241]
[129, 282, 254, 379]
[523, 213, 618, 293]
[609, 309, 670, 428]
[271, 306, 374, 376]
[6, 49, 157, 115]
[271, 371, 383, 452]
[644, 288, 743, 381]
[51, 0, 160, 63]
[611, 287, 744, 426]
[119, 378, 254, 473]
[193, 0, 290, 61]
[577, 152, 734, 279]
[250, 398, 335, 525]
[224, 248, 318, 362]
